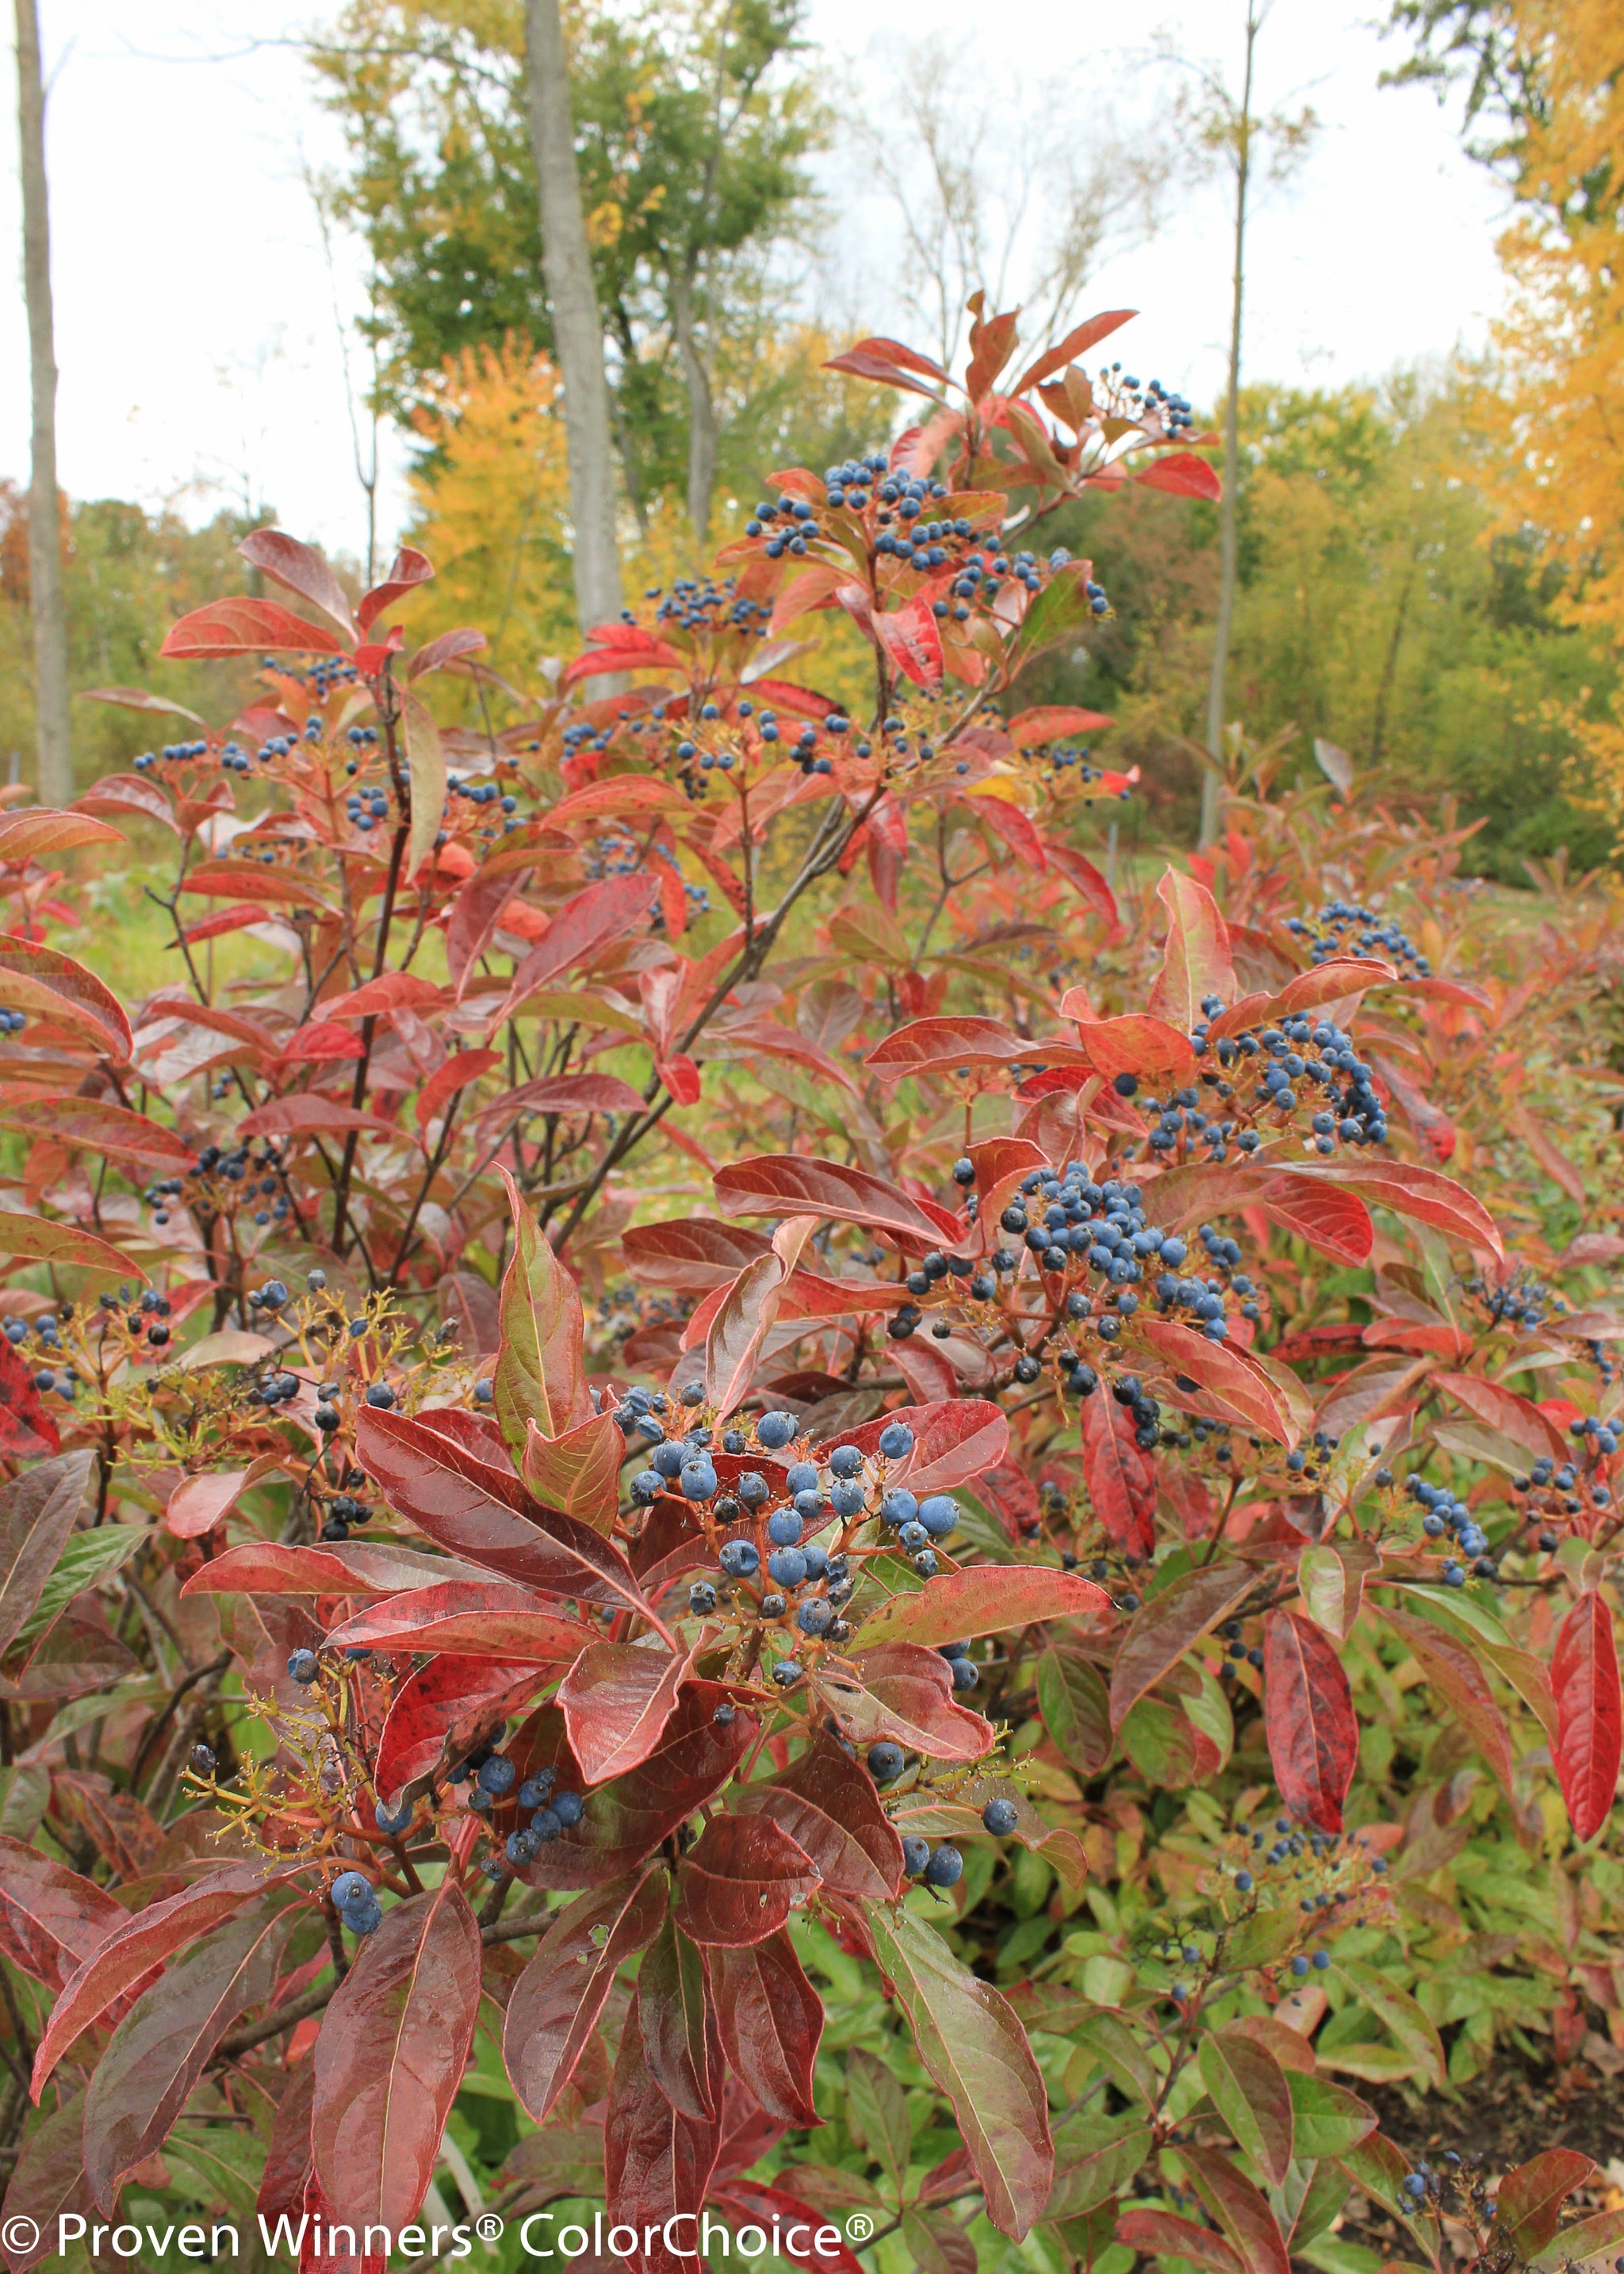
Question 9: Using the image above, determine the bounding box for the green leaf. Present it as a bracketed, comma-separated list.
[0, 1764, 50, 1842]
[10, 1525, 145, 1659]
[1198, 2026, 1293, 2186]
[846, 2046, 913, 2194]
[864, 1901, 1052, 2239]
[1068, 2009, 1160, 2111]
[1222, 1907, 1301, 1973]
[400, 689, 446, 882]
[1038, 1646, 1112, 1775]
[1332, 1961, 1446, 2088]
[1285, 2071, 1378, 2160]
[1045, 2113, 1152, 2220]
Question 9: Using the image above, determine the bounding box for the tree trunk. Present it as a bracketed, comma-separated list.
[669, 264, 718, 543]
[523, 0, 622, 632]
[14, 0, 71, 806]
[1201, 2, 1258, 851]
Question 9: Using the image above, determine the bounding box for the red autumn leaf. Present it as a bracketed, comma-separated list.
[0, 809, 122, 862]
[855, 1567, 1110, 1652]
[558, 1640, 695, 1784]
[1109, 1562, 1261, 1731]
[714, 1154, 952, 1246]
[1551, 1591, 1622, 1843]
[492, 1165, 592, 1447]
[1008, 308, 1136, 396]
[414, 1047, 503, 1131]
[324, 1582, 596, 1662]
[822, 345, 947, 399]
[1145, 869, 1235, 1033]
[829, 1399, 1009, 1494]
[1176, 2143, 1290, 2274]
[0, 1834, 123, 1992]
[709, 1931, 823, 2125]
[705, 1253, 788, 1418]
[1005, 704, 1114, 745]
[622, 1220, 774, 1291]
[818, 1642, 995, 1763]
[502, 1869, 668, 2122]
[605, 1990, 722, 2274]
[1284, 1157, 1503, 1262]
[1205, 958, 1397, 1040]
[373, 1656, 546, 1805]
[1135, 450, 1223, 500]
[707, 2186, 865, 2274]
[312, 1880, 482, 2226]
[1130, 1315, 1295, 1445]
[238, 530, 358, 638]
[179, 1540, 462, 1599]
[32, 1862, 286, 2096]
[1494, 2149, 1597, 2257]
[1377, 1605, 1516, 1796]
[406, 625, 486, 679]
[1431, 1372, 1568, 1462]
[875, 598, 945, 690]
[493, 873, 658, 1024]
[1045, 841, 1120, 932]
[1081, 1389, 1156, 1560]
[355, 1409, 653, 1620]
[733, 1732, 905, 1902]
[256, 2058, 316, 2219]
[160, 595, 349, 658]
[674, 1813, 821, 1947]
[82, 1889, 302, 2212]
[0, 1453, 90, 1652]
[0, 1341, 62, 1460]
[1115, 2211, 1241, 2274]
[0, 932, 132, 1062]
[964, 792, 1047, 871]
[2, 2086, 96, 2271]
[357, 544, 435, 633]
[1262, 1609, 1358, 1834]
[520, 1410, 625, 1529]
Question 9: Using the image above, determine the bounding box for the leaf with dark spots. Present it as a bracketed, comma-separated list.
[82, 1888, 302, 2211]
[502, 1870, 668, 2123]
[605, 1989, 722, 2274]
[356, 1408, 653, 1618]
[1262, 1610, 1358, 1835]
[818, 1642, 994, 1763]
[312, 1879, 482, 2227]
[733, 1732, 904, 1902]
[0, 1833, 124, 1991]
[558, 1641, 695, 1785]
[674, 1813, 820, 1946]
[638, 1916, 714, 2118]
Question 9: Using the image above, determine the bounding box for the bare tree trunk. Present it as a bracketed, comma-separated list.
[14, 0, 71, 806]
[1201, 1, 1258, 850]
[669, 265, 718, 543]
[523, 0, 622, 633]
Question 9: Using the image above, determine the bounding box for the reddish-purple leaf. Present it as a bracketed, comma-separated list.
[708, 2184, 865, 2274]
[1130, 1316, 1295, 1445]
[733, 1732, 905, 1902]
[1262, 1609, 1358, 1835]
[818, 1642, 995, 1763]
[312, 1879, 482, 2227]
[714, 1154, 952, 1246]
[1552, 1591, 1622, 1843]
[1135, 450, 1223, 500]
[82, 1889, 302, 2211]
[856, 1567, 1110, 1652]
[864, 1905, 1051, 2240]
[1283, 1157, 1503, 1262]
[0, 2091, 94, 2272]
[1178, 2143, 1291, 2274]
[829, 1399, 1009, 1495]
[501, 1870, 668, 2122]
[357, 544, 435, 633]
[355, 1409, 653, 1619]
[1197, 2027, 1294, 2188]
[1114, 2211, 1241, 2274]
[706, 1254, 788, 1418]
[495, 875, 658, 1024]
[1431, 1372, 1568, 1462]
[1377, 1604, 1516, 1795]
[161, 596, 348, 658]
[324, 1582, 596, 1662]
[520, 1411, 624, 1531]
[0, 933, 133, 1063]
[638, 1916, 715, 2118]
[1494, 2149, 1596, 2257]
[710, 1931, 823, 2125]
[258, 2060, 316, 2218]
[32, 1862, 283, 2095]
[1081, 1391, 1156, 1560]
[0, 1452, 88, 1649]
[1009, 309, 1136, 396]
[1145, 870, 1235, 1033]
[558, 1641, 694, 1784]
[674, 1814, 821, 1947]
[0, 1834, 122, 1991]
[407, 625, 486, 679]
[494, 1166, 592, 1449]
[374, 1657, 545, 1805]
[605, 1989, 722, 2274]
[180, 1540, 467, 1598]
[876, 599, 944, 690]
[1109, 1562, 1260, 1731]
[621, 1219, 774, 1292]
[238, 530, 358, 638]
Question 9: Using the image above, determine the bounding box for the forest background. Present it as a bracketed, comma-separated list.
[3, 0, 1624, 879]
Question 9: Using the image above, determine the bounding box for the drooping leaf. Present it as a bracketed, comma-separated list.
[705, 1253, 788, 1418]
[1176, 2143, 1291, 2274]
[818, 1642, 994, 1763]
[864, 1905, 1052, 2240]
[400, 691, 446, 882]
[674, 1813, 821, 1946]
[0, 1450, 92, 1656]
[0, 2090, 94, 2272]
[324, 1582, 596, 1663]
[1377, 1602, 1516, 1796]
[181, 1540, 469, 1599]
[1114, 2211, 1240, 2274]
[638, 1915, 715, 2119]
[1262, 1609, 1358, 1834]
[0, 1834, 123, 1990]
[493, 1167, 590, 1450]
[1144, 869, 1235, 1033]
[1197, 2027, 1293, 2188]
[495, 875, 658, 1024]
[312, 1879, 482, 2227]
[502, 1870, 668, 2122]
[604, 1989, 722, 2274]
[1037, 1647, 1113, 1776]
[714, 1154, 951, 1246]
[82, 1888, 302, 2211]
[1493, 2150, 1598, 2259]
[519, 1411, 623, 1532]
[1129, 1316, 1295, 1445]
[1551, 1590, 1622, 1843]
[160, 596, 348, 657]
[0, 1211, 144, 1283]
[709, 1931, 822, 2126]
[1081, 1389, 1155, 1560]
[373, 1656, 545, 1804]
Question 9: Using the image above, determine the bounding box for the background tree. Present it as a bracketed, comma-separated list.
[13, 0, 71, 802]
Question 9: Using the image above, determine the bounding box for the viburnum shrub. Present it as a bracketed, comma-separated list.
[0, 300, 1620, 2274]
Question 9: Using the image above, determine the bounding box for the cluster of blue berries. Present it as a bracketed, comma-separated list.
[1134, 373, 1196, 433]
[13, 1304, 80, 1399]
[309, 657, 362, 699]
[646, 579, 773, 637]
[1229, 1814, 1386, 1904]
[346, 782, 393, 833]
[1407, 1474, 1494, 1580]
[1139, 993, 1391, 1157]
[1465, 1268, 1561, 1333]
[155, 1142, 292, 1233]
[132, 740, 211, 773]
[457, 1753, 584, 1874]
[1002, 1169, 1240, 1348]
[0, 1009, 26, 1036]
[1287, 901, 1431, 979]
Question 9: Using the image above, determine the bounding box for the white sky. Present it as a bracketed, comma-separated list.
[0, 0, 1507, 568]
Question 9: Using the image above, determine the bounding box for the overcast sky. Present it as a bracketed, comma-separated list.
[0, 0, 1506, 567]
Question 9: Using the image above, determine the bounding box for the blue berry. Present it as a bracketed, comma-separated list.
[719, 1539, 760, 1578]
[982, 1797, 1019, 1835]
[331, 1871, 370, 1908]
[878, 1421, 914, 1459]
[287, 1650, 319, 1684]
[924, 1845, 963, 1889]
[374, 1798, 413, 1836]
[766, 1508, 804, 1546]
[756, 1411, 795, 1450]
[901, 1836, 929, 1878]
[478, 1755, 516, 1795]
[551, 1790, 584, 1827]
[868, 1741, 905, 1783]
